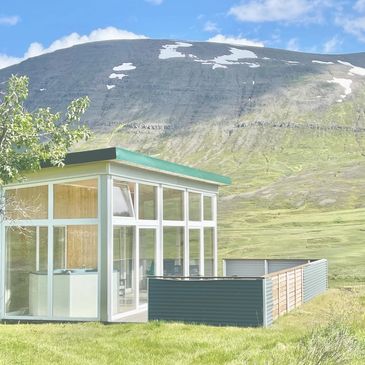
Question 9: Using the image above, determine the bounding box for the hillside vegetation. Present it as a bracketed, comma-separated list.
[85, 98, 365, 283]
[1, 39, 364, 283]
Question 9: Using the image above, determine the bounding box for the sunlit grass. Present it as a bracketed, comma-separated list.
[0, 288, 364, 365]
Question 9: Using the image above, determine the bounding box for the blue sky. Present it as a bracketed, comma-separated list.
[0, 0, 365, 68]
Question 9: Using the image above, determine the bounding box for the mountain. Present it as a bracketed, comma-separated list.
[1, 39, 365, 281]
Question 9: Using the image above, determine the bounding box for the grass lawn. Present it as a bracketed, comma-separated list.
[219, 207, 365, 282]
[0, 287, 364, 365]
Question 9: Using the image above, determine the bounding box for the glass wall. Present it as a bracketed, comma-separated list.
[2, 174, 218, 320]
[163, 188, 184, 221]
[5, 185, 48, 220]
[113, 226, 136, 315]
[5, 226, 48, 317]
[53, 225, 98, 318]
[189, 229, 200, 276]
[203, 196, 213, 221]
[139, 184, 157, 220]
[54, 179, 98, 219]
[163, 227, 184, 276]
[204, 228, 214, 276]
[139, 228, 156, 305]
[113, 181, 135, 217]
[3, 178, 99, 320]
[189, 192, 201, 221]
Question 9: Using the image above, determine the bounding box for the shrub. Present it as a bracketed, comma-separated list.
[294, 321, 362, 365]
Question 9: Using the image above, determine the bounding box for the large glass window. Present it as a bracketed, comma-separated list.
[163, 188, 184, 221]
[189, 192, 201, 221]
[204, 228, 214, 276]
[189, 229, 200, 276]
[203, 196, 213, 221]
[5, 226, 48, 317]
[139, 228, 156, 305]
[5, 185, 48, 220]
[113, 226, 136, 315]
[54, 179, 98, 219]
[53, 225, 98, 318]
[113, 180, 135, 217]
[139, 184, 157, 220]
[163, 227, 184, 276]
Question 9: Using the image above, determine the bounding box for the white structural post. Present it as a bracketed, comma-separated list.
[158, 185, 163, 276]
[184, 190, 189, 276]
[47, 183, 54, 318]
[99, 174, 112, 322]
[213, 194, 218, 277]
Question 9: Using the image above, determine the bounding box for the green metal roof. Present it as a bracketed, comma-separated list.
[64, 147, 231, 185]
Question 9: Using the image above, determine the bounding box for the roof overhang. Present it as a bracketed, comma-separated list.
[62, 147, 231, 186]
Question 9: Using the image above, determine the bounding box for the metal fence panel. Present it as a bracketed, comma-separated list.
[303, 259, 328, 303]
[148, 278, 265, 327]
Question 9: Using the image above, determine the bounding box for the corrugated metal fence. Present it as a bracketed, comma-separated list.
[148, 259, 328, 327]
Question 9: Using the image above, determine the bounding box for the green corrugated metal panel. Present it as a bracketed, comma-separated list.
[61, 147, 231, 185]
[148, 279, 264, 327]
[303, 259, 328, 303]
[264, 279, 273, 327]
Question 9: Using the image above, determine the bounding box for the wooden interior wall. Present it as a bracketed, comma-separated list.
[66, 225, 98, 269]
[270, 266, 303, 321]
[54, 182, 97, 219]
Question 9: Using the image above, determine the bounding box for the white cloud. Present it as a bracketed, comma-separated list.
[207, 34, 264, 47]
[0, 54, 22, 69]
[0, 15, 20, 26]
[336, 15, 365, 42]
[203, 21, 220, 33]
[323, 36, 342, 53]
[229, 0, 325, 23]
[0, 26, 148, 69]
[354, 0, 365, 12]
[145, 0, 163, 5]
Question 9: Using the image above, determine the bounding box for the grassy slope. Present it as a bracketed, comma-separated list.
[84, 116, 365, 283]
[0, 287, 364, 365]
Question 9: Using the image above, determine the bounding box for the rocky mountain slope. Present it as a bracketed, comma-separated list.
[1, 39, 364, 280]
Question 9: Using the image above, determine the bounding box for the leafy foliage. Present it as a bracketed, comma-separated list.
[0, 75, 91, 185]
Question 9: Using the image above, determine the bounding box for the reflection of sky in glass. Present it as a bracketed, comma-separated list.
[113, 183, 134, 217]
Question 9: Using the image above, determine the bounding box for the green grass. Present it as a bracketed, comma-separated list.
[218, 207, 365, 282]
[0, 287, 364, 365]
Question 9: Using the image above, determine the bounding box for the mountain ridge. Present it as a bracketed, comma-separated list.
[0, 39, 364, 280]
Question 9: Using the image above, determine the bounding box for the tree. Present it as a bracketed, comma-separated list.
[0, 75, 91, 186]
[0, 75, 91, 220]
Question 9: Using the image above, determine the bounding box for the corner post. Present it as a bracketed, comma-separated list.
[99, 173, 112, 322]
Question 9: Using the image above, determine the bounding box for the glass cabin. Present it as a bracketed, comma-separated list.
[0, 147, 231, 322]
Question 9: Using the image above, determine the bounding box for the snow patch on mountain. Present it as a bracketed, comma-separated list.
[159, 42, 193, 59]
[338, 60, 365, 76]
[213, 48, 257, 65]
[109, 73, 127, 80]
[106, 84, 115, 90]
[327, 77, 352, 100]
[312, 60, 334, 65]
[113, 62, 136, 71]
[212, 64, 227, 69]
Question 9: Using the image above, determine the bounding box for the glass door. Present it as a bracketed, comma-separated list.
[139, 228, 156, 306]
[113, 226, 136, 315]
